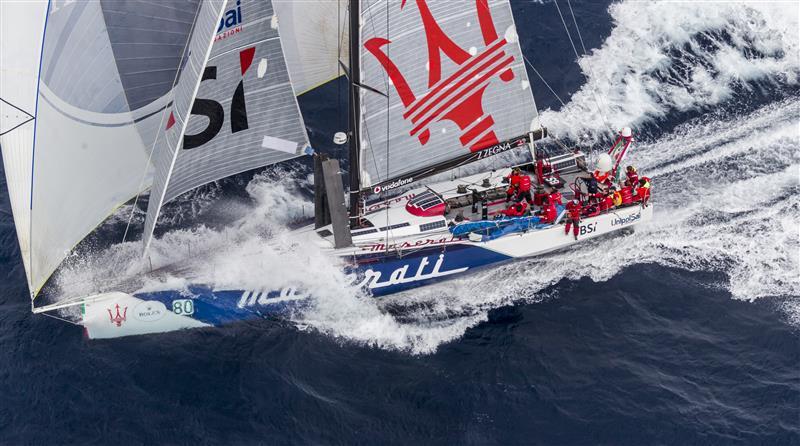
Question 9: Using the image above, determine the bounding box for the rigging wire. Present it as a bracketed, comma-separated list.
[121, 0, 205, 245]
[522, 54, 567, 109]
[383, 0, 392, 254]
[553, 0, 614, 134]
[41, 311, 81, 326]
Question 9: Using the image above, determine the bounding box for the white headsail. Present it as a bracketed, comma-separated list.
[1, 0, 221, 297]
[358, 0, 539, 190]
[142, 0, 311, 252]
[274, 0, 349, 95]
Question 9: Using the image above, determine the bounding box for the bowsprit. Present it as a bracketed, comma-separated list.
[364, 0, 517, 151]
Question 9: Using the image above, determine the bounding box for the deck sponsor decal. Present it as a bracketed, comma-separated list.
[365, 193, 416, 213]
[611, 211, 642, 227]
[132, 301, 167, 322]
[579, 222, 598, 236]
[355, 254, 468, 290]
[237, 288, 308, 309]
[361, 236, 458, 252]
[107, 304, 127, 327]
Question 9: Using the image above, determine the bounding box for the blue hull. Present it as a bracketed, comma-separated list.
[130, 244, 512, 328]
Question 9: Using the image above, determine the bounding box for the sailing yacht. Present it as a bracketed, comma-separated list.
[0, 0, 652, 339]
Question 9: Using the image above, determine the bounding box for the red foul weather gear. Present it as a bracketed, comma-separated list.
[506, 172, 521, 201]
[600, 194, 614, 212]
[637, 176, 652, 206]
[564, 200, 582, 240]
[501, 201, 528, 217]
[549, 191, 563, 205]
[518, 175, 532, 192]
[540, 201, 557, 224]
[626, 171, 639, 188]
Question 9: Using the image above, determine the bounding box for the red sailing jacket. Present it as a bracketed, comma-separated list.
[506, 173, 521, 194]
[502, 201, 528, 217]
[518, 175, 532, 192]
[566, 200, 582, 220]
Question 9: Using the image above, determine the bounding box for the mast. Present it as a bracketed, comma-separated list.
[347, 0, 361, 228]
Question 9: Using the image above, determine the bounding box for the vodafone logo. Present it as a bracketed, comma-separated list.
[373, 177, 413, 194]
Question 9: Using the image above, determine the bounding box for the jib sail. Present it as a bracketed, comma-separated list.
[142, 0, 311, 252]
[1, 0, 207, 296]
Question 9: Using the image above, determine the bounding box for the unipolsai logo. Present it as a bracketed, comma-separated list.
[364, 0, 518, 152]
[611, 212, 642, 227]
[216, 0, 244, 40]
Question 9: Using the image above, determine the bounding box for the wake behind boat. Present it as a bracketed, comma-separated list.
[1, 0, 653, 339]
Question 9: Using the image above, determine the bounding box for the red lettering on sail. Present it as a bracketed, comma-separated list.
[364, 0, 516, 151]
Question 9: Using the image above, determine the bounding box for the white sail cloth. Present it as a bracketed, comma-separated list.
[1, 0, 209, 296]
[273, 0, 349, 95]
[0, 1, 48, 293]
[358, 0, 539, 189]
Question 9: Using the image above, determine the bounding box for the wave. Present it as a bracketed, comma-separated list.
[540, 0, 800, 142]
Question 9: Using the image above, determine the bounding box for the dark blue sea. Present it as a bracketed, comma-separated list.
[1, 1, 798, 444]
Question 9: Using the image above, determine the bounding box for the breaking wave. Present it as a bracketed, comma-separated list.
[540, 0, 799, 142]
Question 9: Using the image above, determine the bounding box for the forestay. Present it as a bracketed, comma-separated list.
[358, 0, 539, 190]
[143, 0, 311, 252]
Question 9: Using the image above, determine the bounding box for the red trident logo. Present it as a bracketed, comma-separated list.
[107, 304, 128, 327]
[364, 0, 516, 152]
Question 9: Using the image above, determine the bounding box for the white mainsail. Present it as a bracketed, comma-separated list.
[358, 0, 539, 189]
[273, 0, 349, 95]
[1, 0, 215, 297]
[142, 0, 311, 252]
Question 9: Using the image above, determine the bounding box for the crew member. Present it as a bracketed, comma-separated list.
[600, 189, 615, 212]
[539, 195, 558, 224]
[625, 165, 639, 188]
[517, 172, 534, 205]
[612, 187, 623, 207]
[549, 189, 563, 206]
[564, 199, 582, 240]
[505, 168, 522, 202]
[501, 200, 528, 217]
[637, 176, 652, 207]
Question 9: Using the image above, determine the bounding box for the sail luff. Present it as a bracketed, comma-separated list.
[0, 0, 49, 295]
[141, 0, 228, 255]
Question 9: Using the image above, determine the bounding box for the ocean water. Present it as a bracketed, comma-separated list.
[1, 1, 799, 444]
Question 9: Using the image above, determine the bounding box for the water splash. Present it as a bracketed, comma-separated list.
[541, 1, 800, 142]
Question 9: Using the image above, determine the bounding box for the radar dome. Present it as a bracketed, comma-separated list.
[596, 153, 613, 172]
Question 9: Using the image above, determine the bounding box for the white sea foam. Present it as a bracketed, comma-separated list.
[540, 0, 800, 142]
